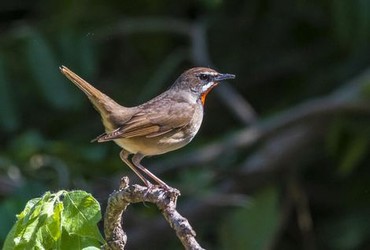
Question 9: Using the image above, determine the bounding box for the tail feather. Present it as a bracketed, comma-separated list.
[59, 65, 122, 114]
[60, 66, 125, 131]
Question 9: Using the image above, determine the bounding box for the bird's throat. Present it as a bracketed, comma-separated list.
[200, 82, 218, 105]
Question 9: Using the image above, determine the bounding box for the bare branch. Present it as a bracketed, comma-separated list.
[122, 67, 370, 247]
[103, 177, 204, 250]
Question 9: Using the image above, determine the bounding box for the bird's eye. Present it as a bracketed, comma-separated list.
[198, 74, 211, 82]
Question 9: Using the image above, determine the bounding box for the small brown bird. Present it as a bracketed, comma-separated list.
[60, 66, 235, 188]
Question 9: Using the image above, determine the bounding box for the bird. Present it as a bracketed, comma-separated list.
[60, 66, 235, 189]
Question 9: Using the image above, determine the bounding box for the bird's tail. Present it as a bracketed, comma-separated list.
[60, 66, 123, 130]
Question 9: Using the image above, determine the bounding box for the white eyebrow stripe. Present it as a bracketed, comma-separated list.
[201, 71, 218, 75]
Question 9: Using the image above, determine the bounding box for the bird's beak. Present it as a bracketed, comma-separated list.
[214, 73, 236, 82]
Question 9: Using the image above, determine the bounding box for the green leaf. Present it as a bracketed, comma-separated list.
[219, 186, 280, 250]
[3, 190, 104, 249]
[3, 224, 16, 250]
[47, 201, 63, 241]
[61, 190, 104, 243]
[0, 180, 47, 244]
[59, 228, 101, 250]
[13, 194, 50, 249]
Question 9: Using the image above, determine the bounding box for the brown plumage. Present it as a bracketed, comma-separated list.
[60, 66, 235, 188]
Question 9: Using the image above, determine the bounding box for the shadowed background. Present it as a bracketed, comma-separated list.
[1, 1, 370, 249]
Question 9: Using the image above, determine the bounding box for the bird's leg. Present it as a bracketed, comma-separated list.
[132, 153, 171, 190]
[119, 150, 153, 188]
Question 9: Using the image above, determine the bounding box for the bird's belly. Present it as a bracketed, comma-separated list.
[114, 130, 193, 156]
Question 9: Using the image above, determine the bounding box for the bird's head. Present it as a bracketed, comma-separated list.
[174, 67, 236, 105]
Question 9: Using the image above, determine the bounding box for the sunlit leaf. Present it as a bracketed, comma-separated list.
[61, 190, 104, 243]
[3, 190, 104, 249]
[0, 181, 47, 244]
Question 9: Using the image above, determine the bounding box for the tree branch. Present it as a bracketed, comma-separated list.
[123, 67, 370, 248]
[153, 66, 370, 173]
[97, 17, 257, 125]
[103, 177, 204, 250]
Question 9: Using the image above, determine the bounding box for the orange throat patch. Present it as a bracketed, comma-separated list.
[200, 82, 218, 105]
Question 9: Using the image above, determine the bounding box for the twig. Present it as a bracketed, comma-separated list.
[103, 177, 205, 250]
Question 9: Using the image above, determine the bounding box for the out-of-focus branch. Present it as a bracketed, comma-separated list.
[124, 67, 370, 248]
[98, 17, 257, 125]
[97, 17, 370, 249]
[189, 20, 257, 124]
[154, 67, 370, 172]
[127, 123, 321, 248]
[103, 177, 204, 250]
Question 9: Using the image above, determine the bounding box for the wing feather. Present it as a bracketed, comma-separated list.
[94, 97, 197, 142]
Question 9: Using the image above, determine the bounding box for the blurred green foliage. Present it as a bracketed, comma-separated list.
[1, 0, 370, 249]
[220, 186, 279, 250]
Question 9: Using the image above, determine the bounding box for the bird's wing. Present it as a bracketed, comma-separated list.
[95, 99, 196, 142]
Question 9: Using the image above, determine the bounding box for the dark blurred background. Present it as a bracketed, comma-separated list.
[1, 1, 370, 249]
